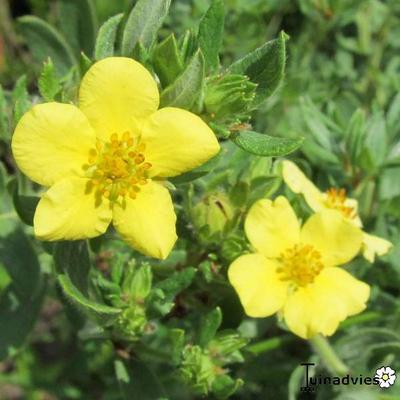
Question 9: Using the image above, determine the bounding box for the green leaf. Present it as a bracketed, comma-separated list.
[211, 374, 243, 400]
[58, 274, 121, 320]
[54, 241, 90, 295]
[230, 131, 304, 157]
[0, 228, 45, 359]
[95, 13, 124, 60]
[38, 58, 61, 101]
[179, 29, 198, 63]
[0, 85, 10, 140]
[152, 34, 183, 87]
[121, 0, 171, 56]
[12, 75, 30, 124]
[17, 15, 77, 76]
[199, 307, 222, 348]
[117, 359, 166, 400]
[8, 179, 39, 226]
[345, 108, 366, 164]
[198, 0, 225, 71]
[229, 31, 287, 103]
[155, 267, 196, 299]
[169, 329, 185, 365]
[160, 49, 205, 109]
[58, 0, 98, 57]
[170, 151, 221, 184]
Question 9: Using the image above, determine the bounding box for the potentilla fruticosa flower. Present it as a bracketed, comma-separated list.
[282, 160, 392, 262]
[228, 196, 370, 339]
[12, 57, 220, 259]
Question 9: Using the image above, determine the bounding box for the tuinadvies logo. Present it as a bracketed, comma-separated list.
[300, 363, 396, 392]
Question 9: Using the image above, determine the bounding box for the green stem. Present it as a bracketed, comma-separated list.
[310, 334, 349, 376]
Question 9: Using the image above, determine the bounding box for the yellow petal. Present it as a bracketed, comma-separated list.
[245, 196, 300, 258]
[12, 103, 96, 186]
[79, 57, 159, 141]
[112, 180, 177, 259]
[282, 160, 325, 211]
[141, 107, 220, 178]
[34, 178, 112, 240]
[362, 233, 393, 262]
[228, 253, 288, 317]
[283, 267, 370, 339]
[300, 210, 362, 267]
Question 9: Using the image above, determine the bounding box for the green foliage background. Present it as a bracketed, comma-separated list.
[0, 0, 399, 399]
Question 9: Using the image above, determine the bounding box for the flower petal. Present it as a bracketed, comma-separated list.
[362, 233, 393, 262]
[141, 107, 220, 178]
[79, 57, 159, 141]
[112, 180, 177, 259]
[300, 210, 363, 267]
[245, 196, 300, 258]
[228, 253, 288, 318]
[282, 160, 325, 211]
[34, 178, 112, 240]
[12, 103, 96, 186]
[283, 267, 370, 339]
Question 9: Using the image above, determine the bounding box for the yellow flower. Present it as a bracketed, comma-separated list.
[228, 196, 370, 339]
[282, 160, 392, 262]
[12, 57, 220, 259]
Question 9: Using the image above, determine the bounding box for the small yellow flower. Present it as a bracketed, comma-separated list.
[12, 57, 220, 259]
[282, 160, 392, 262]
[228, 196, 370, 339]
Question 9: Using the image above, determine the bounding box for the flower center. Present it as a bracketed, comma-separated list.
[277, 244, 324, 287]
[383, 374, 389, 381]
[84, 132, 152, 201]
[324, 188, 355, 219]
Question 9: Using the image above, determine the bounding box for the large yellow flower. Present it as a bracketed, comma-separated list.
[12, 57, 220, 259]
[228, 196, 370, 339]
[282, 160, 392, 262]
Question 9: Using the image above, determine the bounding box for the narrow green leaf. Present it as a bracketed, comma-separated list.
[231, 130, 304, 157]
[58, 0, 98, 57]
[95, 13, 124, 60]
[229, 31, 287, 103]
[179, 29, 198, 63]
[12, 75, 30, 125]
[54, 241, 91, 295]
[0, 85, 10, 140]
[0, 228, 40, 300]
[17, 15, 77, 76]
[58, 274, 121, 318]
[198, 0, 225, 71]
[38, 58, 61, 101]
[8, 179, 39, 226]
[121, 0, 171, 56]
[170, 329, 185, 365]
[345, 108, 366, 164]
[212, 374, 243, 399]
[170, 152, 221, 185]
[155, 267, 196, 299]
[199, 307, 222, 348]
[160, 50, 205, 109]
[152, 34, 183, 87]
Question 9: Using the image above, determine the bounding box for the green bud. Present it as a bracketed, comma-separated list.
[179, 343, 244, 398]
[204, 74, 257, 122]
[180, 345, 216, 396]
[191, 193, 234, 240]
[121, 262, 152, 303]
[114, 305, 147, 340]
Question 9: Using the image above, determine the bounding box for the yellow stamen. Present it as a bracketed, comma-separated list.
[85, 131, 152, 201]
[277, 244, 323, 287]
[325, 188, 355, 219]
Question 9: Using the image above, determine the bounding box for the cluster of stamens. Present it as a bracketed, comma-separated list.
[84, 131, 152, 201]
[324, 188, 355, 219]
[277, 244, 324, 287]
